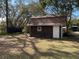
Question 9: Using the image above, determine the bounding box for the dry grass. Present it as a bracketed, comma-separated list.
[0, 34, 79, 59]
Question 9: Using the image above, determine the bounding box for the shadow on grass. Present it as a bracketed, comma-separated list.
[9, 35, 79, 59]
[0, 34, 79, 59]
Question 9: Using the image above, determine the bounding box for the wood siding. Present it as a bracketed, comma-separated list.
[30, 26, 53, 38]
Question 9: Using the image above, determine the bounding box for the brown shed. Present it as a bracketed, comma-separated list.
[27, 16, 66, 38]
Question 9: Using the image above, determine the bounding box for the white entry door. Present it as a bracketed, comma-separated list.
[53, 26, 59, 38]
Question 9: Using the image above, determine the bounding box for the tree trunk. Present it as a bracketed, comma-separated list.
[6, 0, 9, 32]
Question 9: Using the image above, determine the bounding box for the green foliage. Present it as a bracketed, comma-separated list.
[0, 21, 6, 34]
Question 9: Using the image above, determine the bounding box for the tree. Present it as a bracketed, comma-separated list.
[39, 0, 78, 32]
[0, 0, 6, 17]
[0, 0, 32, 33]
[77, 0, 79, 6]
[5, 0, 9, 31]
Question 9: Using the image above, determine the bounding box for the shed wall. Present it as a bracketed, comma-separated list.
[30, 26, 53, 38]
[29, 26, 63, 38]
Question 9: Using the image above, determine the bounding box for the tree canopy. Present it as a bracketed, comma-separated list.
[0, 0, 79, 33]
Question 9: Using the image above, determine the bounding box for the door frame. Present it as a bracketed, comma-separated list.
[53, 26, 60, 38]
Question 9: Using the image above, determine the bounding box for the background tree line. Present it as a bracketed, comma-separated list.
[0, 0, 79, 33]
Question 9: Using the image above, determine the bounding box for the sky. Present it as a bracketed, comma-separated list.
[11, 0, 39, 5]
[73, 10, 79, 17]
[11, 0, 29, 5]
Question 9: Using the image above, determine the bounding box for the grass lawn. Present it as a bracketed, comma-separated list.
[0, 34, 79, 59]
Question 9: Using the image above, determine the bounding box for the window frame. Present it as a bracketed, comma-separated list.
[37, 26, 42, 31]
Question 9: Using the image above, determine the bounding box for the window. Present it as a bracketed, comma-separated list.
[37, 26, 42, 31]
